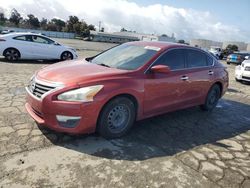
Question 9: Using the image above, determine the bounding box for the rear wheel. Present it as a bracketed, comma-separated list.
[61, 51, 73, 61]
[4, 48, 20, 61]
[97, 97, 136, 139]
[200, 84, 221, 111]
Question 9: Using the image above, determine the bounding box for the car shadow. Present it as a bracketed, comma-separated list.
[0, 57, 60, 64]
[40, 98, 250, 161]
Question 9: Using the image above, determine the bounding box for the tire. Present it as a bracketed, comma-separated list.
[61, 51, 73, 61]
[97, 97, 136, 139]
[227, 62, 230, 65]
[200, 84, 221, 111]
[4, 48, 20, 61]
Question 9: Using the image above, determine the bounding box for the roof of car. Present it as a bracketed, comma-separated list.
[1, 32, 44, 38]
[128, 41, 196, 51]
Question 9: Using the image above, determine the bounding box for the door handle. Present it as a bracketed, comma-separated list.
[208, 70, 214, 75]
[181, 76, 189, 81]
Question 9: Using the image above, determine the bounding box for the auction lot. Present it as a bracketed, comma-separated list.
[0, 39, 250, 188]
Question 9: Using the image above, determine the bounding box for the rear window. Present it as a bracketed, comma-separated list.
[13, 36, 26, 41]
[186, 49, 207, 68]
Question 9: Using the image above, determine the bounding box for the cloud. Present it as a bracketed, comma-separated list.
[0, 0, 249, 42]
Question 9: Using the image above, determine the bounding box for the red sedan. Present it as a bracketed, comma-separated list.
[25, 42, 228, 138]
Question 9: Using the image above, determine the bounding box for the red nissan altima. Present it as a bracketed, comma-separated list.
[25, 42, 228, 138]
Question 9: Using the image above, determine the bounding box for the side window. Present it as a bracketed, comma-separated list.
[32, 36, 54, 44]
[207, 55, 214, 66]
[13, 36, 26, 41]
[155, 49, 185, 70]
[186, 49, 207, 68]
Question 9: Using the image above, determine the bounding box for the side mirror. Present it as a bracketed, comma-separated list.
[54, 42, 60, 46]
[151, 65, 171, 74]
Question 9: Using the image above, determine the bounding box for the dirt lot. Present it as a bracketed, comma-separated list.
[0, 39, 250, 188]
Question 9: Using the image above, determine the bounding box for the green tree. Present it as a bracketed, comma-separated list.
[120, 28, 127, 32]
[0, 12, 6, 25]
[178, 39, 185, 44]
[226, 44, 238, 52]
[40, 18, 48, 30]
[9, 9, 22, 26]
[65, 15, 79, 32]
[26, 14, 40, 28]
[51, 18, 65, 31]
[88, 24, 95, 31]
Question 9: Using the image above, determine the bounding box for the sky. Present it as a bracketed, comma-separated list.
[0, 0, 249, 42]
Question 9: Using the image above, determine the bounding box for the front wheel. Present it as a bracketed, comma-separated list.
[61, 51, 73, 61]
[200, 84, 221, 111]
[97, 97, 136, 139]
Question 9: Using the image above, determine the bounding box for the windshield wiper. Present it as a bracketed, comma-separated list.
[99, 63, 110, 68]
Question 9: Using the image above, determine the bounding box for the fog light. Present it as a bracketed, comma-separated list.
[56, 115, 81, 128]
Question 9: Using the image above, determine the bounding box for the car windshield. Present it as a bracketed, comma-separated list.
[91, 44, 159, 70]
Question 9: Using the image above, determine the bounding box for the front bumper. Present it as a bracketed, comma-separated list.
[25, 89, 101, 134]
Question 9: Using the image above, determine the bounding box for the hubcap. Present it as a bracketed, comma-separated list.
[107, 104, 130, 132]
[6, 50, 19, 61]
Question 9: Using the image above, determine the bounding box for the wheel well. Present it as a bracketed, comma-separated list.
[3, 48, 21, 57]
[214, 82, 223, 97]
[97, 94, 139, 129]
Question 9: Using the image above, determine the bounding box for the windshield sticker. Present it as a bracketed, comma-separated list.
[144, 46, 161, 51]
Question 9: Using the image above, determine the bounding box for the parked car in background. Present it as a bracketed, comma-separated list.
[0, 30, 15, 34]
[227, 52, 250, 65]
[235, 60, 250, 82]
[25, 41, 228, 138]
[0, 33, 77, 61]
[209, 46, 223, 60]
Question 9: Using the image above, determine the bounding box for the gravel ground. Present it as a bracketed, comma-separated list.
[0, 40, 249, 188]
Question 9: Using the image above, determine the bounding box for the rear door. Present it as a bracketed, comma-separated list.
[144, 49, 190, 116]
[182, 49, 215, 106]
[12, 35, 36, 59]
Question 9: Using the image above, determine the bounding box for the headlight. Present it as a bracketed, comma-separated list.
[57, 85, 103, 102]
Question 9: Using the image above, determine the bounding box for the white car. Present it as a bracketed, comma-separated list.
[0, 33, 78, 61]
[235, 60, 250, 82]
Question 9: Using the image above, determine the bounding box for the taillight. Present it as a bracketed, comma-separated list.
[0, 38, 6, 42]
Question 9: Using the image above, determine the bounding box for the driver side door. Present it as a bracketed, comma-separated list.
[144, 49, 190, 117]
[30, 35, 59, 59]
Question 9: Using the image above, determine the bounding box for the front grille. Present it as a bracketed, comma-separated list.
[28, 79, 56, 98]
[245, 67, 250, 71]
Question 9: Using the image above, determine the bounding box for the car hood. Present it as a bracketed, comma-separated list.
[36, 59, 130, 85]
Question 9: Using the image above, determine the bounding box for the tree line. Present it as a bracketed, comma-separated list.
[0, 9, 96, 37]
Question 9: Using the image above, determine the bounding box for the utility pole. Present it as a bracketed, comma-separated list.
[98, 21, 101, 32]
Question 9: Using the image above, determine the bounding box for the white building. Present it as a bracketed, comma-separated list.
[190, 39, 223, 49]
[90, 31, 176, 43]
[247, 44, 250, 52]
